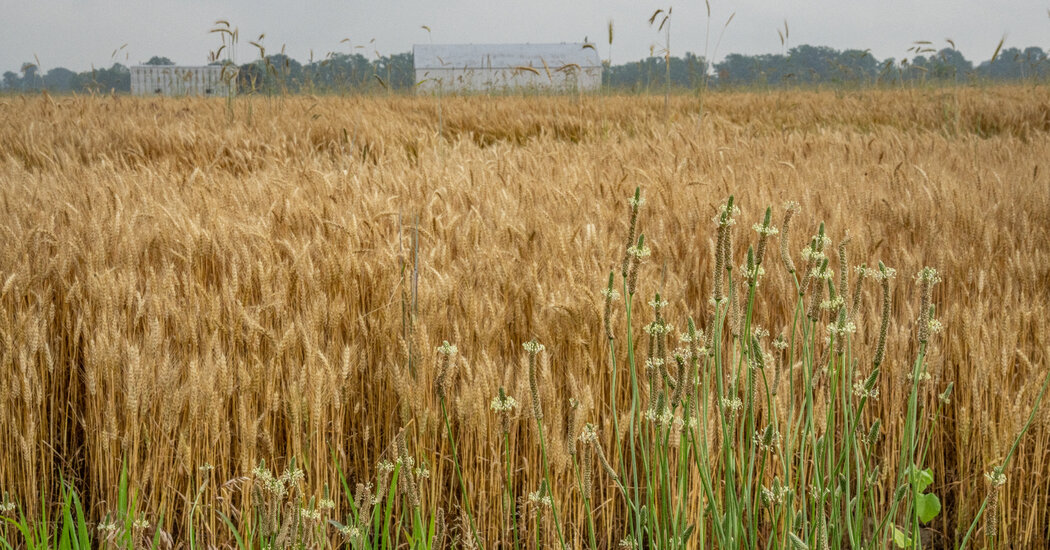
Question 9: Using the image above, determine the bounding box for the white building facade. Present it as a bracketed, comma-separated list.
[130, 65, 235, 97]
[413, 43, 602, 93]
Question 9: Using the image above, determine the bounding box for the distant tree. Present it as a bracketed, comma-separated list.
[602, 53, 708, 91]
[834, 49, 879, 84]
[380, 52, 414, 90]
[72, 63, 130, 93]
[1020, 47, 1049, 79]
[2, 71, 19, 90]
[144, 56, 175, 66]
[932, 48, 973, 81]
[975, 47, 1050, 80]
[44, 67, 76, 91]
[302, 52, 376, 92]
[787, 44, 840, 83]
[715, 53, 789, 87]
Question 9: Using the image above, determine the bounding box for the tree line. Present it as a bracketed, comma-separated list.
[3, 44, 1049, 94]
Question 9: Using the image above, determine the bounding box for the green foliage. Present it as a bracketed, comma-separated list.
[1, 482, 92, 550]
[906, 466, 942, 524]
[144, 56, 176, 66]
[891, 525, 913, 548]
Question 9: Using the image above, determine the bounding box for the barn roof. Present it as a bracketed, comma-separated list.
[413, 44, 601, 70]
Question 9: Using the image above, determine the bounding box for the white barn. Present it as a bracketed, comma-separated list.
[130, 65, 235, 97]
[413, 43, 602, 93]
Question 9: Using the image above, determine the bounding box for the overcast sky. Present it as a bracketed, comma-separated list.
[2, 1, 1048, 72]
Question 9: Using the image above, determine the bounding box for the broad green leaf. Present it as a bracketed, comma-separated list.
[917, 492, 942, 524]
[914, 468, 934, 493]
[892, 525, 913, 548]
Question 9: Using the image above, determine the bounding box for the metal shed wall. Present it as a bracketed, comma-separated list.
[130, 66, 234, 97]
[413, 44, 602, 93]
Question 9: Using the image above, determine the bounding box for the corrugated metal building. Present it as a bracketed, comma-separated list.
[413, 43, 602, 93]
[130, 65, 235, 97]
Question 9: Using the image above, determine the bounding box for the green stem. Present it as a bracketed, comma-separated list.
[440, 398, 483, 550]
[504, 433, 520, 550]
[624, 279, 643, 546]
[534, 413, 567, 549]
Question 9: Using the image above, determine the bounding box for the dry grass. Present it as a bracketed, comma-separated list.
[0, 86, 1048, 546]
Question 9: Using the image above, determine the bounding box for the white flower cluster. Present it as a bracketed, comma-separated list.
[528, 489, 552, 508]
[436, 341, 458, 356]
[377, 460, 396, 474]
[133, 518, 150, 530]
[820, 295, 846, 312]
[772, 336, 789, 351]
[97, 520, 119, 534]
[852, 380, 880, 400]
[720, 396, 743, 414]
[580, 423, 599, 443]
[753, 427, 782, 451]
[676, 337, 710, 358]
[827, 321, 857, 337]
[355, 482, 380, 507]
[619, 535, 638, 549]
[713, 205, 742, 226]
[740, 263, 766, 282]
[629, 195, 645, 208]
[761, 482, 790, 506]
[253, 464, 305, 498]
[319, 498, 336, 511]
[916, 266, 942, 285]
[601, 287, 620, 300]
[490, 393, 519, 412]
[522, 340, 545, 354]
[927, 318, 944, 335]
[753, 223, 780, 237]
[643, 322, 674, 336]
[708, 296, 730, 308]
[414, 466, 430, 479]
[644, 358, 665, 372]
[644, 406, 674, 426]
[300, 508, 322, 522]
[339, 524, 362, 539]
[0, 497, 15, 515]
[906, 371, 932, 383]
[761, 486, 777, 506]
[648, 297, 669, 309]
[873, 265, 897, 280]
[800, 246, 828, 263]
[809, 266, 834, 281]
[627, 244, 652, 259]
[985, 471, 1007, 487]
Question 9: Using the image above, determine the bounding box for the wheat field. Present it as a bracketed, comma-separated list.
[1, 87, 1049, 548]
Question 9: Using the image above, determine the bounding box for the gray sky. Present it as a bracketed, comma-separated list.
[2, 1, 1048, 73]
